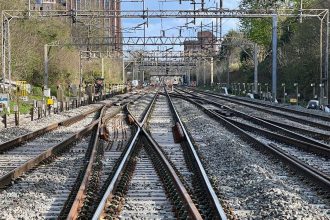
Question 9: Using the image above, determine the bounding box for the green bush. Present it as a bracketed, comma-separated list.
[31, 86, 43, 97]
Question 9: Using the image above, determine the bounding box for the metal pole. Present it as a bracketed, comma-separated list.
[122, 57, 125, 84]
[79, 51, 83, 86]
[203, 60, 206, 86]
[7, 20, 11, 92]
[272, 15, 278, 101]
[299, 0, 303, 23]
[296, 85, 299, 105]
[226, 57, 229, 87]
[79, 51, 82, 104]
[188, 68, 191, 86]
[133, 60, 135, 80]
[1, 13, 5, 86]
[101, 57, 104, 78]
[210, 57, 214, 86]
[325, 12, 329, 104]
[253, 44, 259, 94]
[283, 85, 286, 103]
[196, 60, 199, 86]
[220, 0, 223, 40]
[44, 44, 48, 89]
[320, 19, 324, 104]
[28, 0, 31, 17]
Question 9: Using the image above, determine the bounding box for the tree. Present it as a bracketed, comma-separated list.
[238, 0, 327, 100]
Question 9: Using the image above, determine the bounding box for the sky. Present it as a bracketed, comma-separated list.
[121, 0, 241, 52]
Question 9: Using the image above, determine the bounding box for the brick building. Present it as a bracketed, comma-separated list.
[184, 31, 217, 53]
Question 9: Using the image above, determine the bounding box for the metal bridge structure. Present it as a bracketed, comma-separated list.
[1, 1, 329, 103]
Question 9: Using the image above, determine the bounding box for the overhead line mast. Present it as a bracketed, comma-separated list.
[1, 1, 329, 103]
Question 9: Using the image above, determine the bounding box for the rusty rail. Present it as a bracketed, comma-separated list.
[0, 119, 99, 189]
[196, 88, 330, 122]
[173, 91, 330, 156]
[172, 93, 330, 191]
[188, 89, 330, 131]
[92, 91, 203, 220]
[141, 127, 203, 220]
[65, 96, 144, 219]
[165, 88, 227, 220]
[0, 106, 103, 153]
[65, 105, 109, 220]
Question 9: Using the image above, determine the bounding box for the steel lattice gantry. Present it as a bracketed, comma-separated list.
[1, 8, 329, 103]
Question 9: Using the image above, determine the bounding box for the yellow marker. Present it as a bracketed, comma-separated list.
[290, 98, 297, 104]
[47, 99, 54, 105]
[16, 81, 27, 97]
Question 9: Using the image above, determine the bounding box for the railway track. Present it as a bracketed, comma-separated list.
[177, 88, 330, 141]
[118, 148, 176, 219]
[195, 89, 330, 122]
[0, 94, 146, 219]
[62, 93, 152, 219]
[182, 88, 330, 132]
[171, 91, 330, 191]
[64, 110, 135, 219]
[174, 90, 330, 150]
[170, 96, 330, 219]
[73, 88, 228, 219]
[0, 93, 140, 187]
[1, 88, 327, 218]
[0, 135, 93, 219]
[0, 91, 141, 145]
[0, 104, 105, 219]
[0, 107, 102, 188]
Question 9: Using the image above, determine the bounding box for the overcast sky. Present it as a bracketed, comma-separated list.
[122, 0, 241, 51]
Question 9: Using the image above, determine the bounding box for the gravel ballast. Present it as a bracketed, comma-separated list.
[190, 91, 330, 135]
[0, 104, 103, 144]
[173, 97, 330, 219]
[0, 92, 139, 144]
[0, 138, 90, 219]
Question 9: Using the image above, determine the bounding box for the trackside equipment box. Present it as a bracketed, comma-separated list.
[0, 94, 9, 112]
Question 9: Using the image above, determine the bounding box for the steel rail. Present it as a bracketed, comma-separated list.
[91, 94, 156, 220]
[217, 112, 330, 157]
[0, 118, 100, 189]
[175, 91, 330, 151]
[0, 106, 103, 153]
[140, 92, 159, 126]
[64, 95, 144, 219]
[256, 117, 330, 140]
[180, 88, 330, 131]
[0, 95, 133, 192]
[198, 89, 330, 122]
[171, 93, 330, 191]
[65, 105, 109, 220]
[140, 127, 203, 220]
[125, 92, 159, 127]
[175, 90, 330, 141]
[93, 92, 204, 220]
[192, 89, 330, 130]
[165, 89, 227, 220]
[91, 127, 141, 220]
